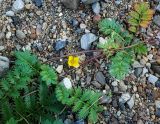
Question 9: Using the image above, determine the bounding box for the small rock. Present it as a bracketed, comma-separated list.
[64, 119, 73, 124]
[75, 120, 85, 124]
[6, 32, 12, 39]
[127, 95, 135, 109]
[93, 15, 101, 22]
[6, 11, 15, 16]
[142, 67, 148, 76]
[137, 119, 144, 124]
[132, 61, 143, 68]
[118, 102, 125, 111]
[0, 32, 5, 39]
[100, 95, 112, 104]
[119, 93, 131, 103]
[111, 81, 118, 87]
[95, 71, 106, 86]
[155, 100, 160, 108]
[151, 63, 160, 74]
[156, 108, 160, 117]
[156, 3, 160, 12]
[62, 77, 72, 89]
[155, 80, 160, 88]
[153, 16, 160, 27]
[55, 39, 66, 51]
[80, 23, 86, 29]
[36, 43, 43, 51]
[92, 2, 100, 14]
[115, 0, 122, 5]
[12, 0, 24, 12]
[56, 65, 63, 73]
[0, 56, 9, 77]
[11, 16, 21, 26]
[30, 27, 37, 39]
[61, 0, 80, 10]
[80, 33, 97, 50]
[112, 99, 118, 108]
[16, 30, 26, 39]
[148, 74, 158, 85]
[118, 81, 127, 92]
[134, 67, 143, 77]
[71, 19, 79, 27]
[82, 0, 99, 4]
[147, 54, 153, 61]
[0, 46, 5, 51]
[33, 0, 43, 7]
[91, 81, 102, 88]
[0, 0, 3, 4]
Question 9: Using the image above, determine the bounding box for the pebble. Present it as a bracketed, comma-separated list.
[155, 100, 160, 108]
[119, 93, 131, 103]
[132, 61, 143, 68]
[6, 32, 12, 39]
[71, 19, 79, 27]
[0, 56, 9, 77]
[118, 81, 127, 92]
[95, 71, 106, 86]
[91, 81, 102, 88]
[61, 0, 80, 10]
[147, 54, 153, 61]
[100, 95, 112, 104]
[156, 108, 160, 117]
[55, 39, 67, 51]
[0, 32, 5, 39]
[155, 80, 160, 88]
[5, 11, 15, 16]
[156, 3, 160, 12]
[80, 23, 86, 29]
[111, 81, 118, 87]
[75, 120, 85, 124]
[127, 95, 135, 109]
[33, 0, 43, 7]
[148, 74, 158, 85]
[153, 16, 160, 27]
[92, 2, 100, 14]
[0, 46, 5, 51]
[151, 63, 160, 75]
[12, 0, 24, 12]
[93, 14, 101, 22]
[16, 30, 26, 39]
[36, 43, 43, 51]
[137, 119, 144, 124]
[62, 77, 72, 89]
[134, 67, 143, 77]
[81, 0, 99, 4]
[56, 65, 63, 74]
[80, 33, 97, 50]
[142, 67, 148, 76]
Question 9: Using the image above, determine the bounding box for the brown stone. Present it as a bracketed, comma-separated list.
[30, 27, 37, 39]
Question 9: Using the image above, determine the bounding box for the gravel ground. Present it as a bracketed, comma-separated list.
[0, 0, 160, 123]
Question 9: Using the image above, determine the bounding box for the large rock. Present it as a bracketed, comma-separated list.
[82, 0, 99, 4]
[0, 56, 9, 77]
[61, 0, 80, 10]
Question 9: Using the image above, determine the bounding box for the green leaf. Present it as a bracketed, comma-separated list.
[128, 18, 139, 26]
[78, 105, 89, 119]
[109, 51, 133, 80]
[129, 26, 137, 33]
[6, 118, 17, 124]
[53, 119, 63, 124]
[133, 43, 147, 55]
[40, 65, 57, 85]
[129, 11, 140, 20]
[88, 108, 98, 123]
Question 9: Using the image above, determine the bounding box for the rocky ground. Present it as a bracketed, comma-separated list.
[0, 0, 160, 123]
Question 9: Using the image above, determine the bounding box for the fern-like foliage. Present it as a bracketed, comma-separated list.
[109, 51, 133, 80]
[128, 2, 154, 33]
[0, 51, 64, 124]
[40, 65, 57, 85]
[56, 84, 103, 123]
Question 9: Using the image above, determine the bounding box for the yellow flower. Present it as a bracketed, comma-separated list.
[68, 56, 80, 68]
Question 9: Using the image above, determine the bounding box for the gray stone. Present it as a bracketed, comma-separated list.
[127, 95, 135, 109]
[92, 2, 100, 14]
[118, 81, 127, 92]
[0, 46, 5, 51]
[16, 30, 26, 39]
[0, 56, 9, 77]
[12, 0, 24, 12]
[119, 93, 131, 103]
[61, 0, 80, 10]
[95, 71, 106, 85]
[156, 4, 160, 12]
[80, 33, 97, 50]
[111, 81, 118, 87]
[6, 11, 15, 16]
[155, 100, 160, 108]
[82, 0, 99, 4]
[148, 74, 158, 85]
[0, 32, 5, 39]
[55, 39, 66, 51]
[0, 0, 2, 4]
[134, 67, 143, 77]
[100, 95, 112, 104]
[154, 16, 160, 27]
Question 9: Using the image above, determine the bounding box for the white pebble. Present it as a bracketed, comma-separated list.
[12, 0, 24, 12]
[62, 77, 72, 89]
[6, 11, 15, 16]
